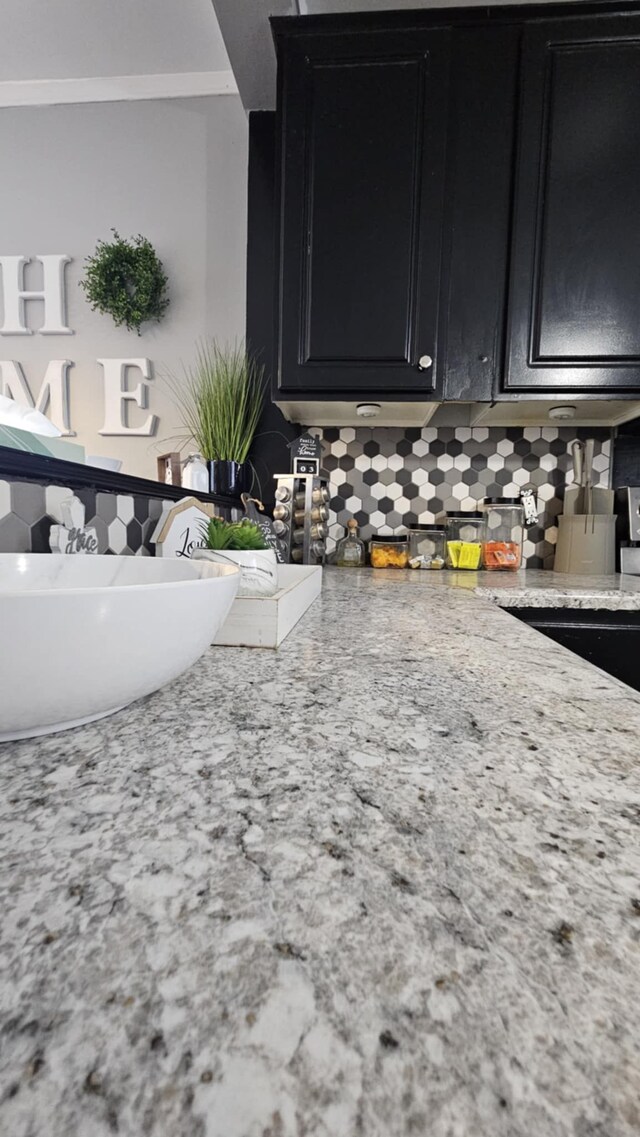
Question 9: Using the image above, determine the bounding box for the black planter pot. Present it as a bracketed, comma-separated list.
[207, 459, 248, 497]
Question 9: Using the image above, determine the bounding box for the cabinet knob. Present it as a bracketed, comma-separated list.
[417, 354, 433, 371]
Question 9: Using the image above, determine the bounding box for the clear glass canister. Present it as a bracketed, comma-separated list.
[406, 525, 446, 569]
[370, 534, 409, 569]
[445, 511, 483, 570]
[481, 497, 524, 571]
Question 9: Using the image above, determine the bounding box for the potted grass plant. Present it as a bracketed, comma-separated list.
[192, 517, 278, 598]
[172, 341, 265, 496]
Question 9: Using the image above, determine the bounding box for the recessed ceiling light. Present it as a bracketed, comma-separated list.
[548, 405, 577, 421]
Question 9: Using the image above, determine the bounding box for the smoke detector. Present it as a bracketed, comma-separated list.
[356, 403, 382, 419]
[548, 405, 577, 421]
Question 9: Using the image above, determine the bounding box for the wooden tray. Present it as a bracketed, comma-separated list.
[214, 565, 322, 648]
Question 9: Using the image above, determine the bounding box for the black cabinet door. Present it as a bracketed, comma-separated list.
[276, 28, 450, 397]
[504, 14, 640, 394]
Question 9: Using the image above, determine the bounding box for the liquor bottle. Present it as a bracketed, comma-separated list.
[335, 519, 366, 568]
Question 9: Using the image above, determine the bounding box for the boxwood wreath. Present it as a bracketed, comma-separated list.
[80, 230, 169, 334]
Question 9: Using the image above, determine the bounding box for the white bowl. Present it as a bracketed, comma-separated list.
[0, 553, 239, 742]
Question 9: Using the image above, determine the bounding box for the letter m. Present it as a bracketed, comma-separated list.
[0, 360, 74, 435]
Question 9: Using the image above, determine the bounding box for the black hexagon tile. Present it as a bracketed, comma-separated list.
[316, 425, 611, 569]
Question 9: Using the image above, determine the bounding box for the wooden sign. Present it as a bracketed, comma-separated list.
[151, 496, 216, 558]
[49, 494, 99, 554]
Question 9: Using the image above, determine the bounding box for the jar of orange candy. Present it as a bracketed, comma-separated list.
[481, 497, 524, 571]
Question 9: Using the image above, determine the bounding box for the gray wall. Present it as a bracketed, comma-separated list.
[0, 0, 231, 80]
[0, 95, 248, 478]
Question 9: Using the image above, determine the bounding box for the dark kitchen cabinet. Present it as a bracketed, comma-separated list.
[504, 12, 640, 395]
[275, 26, 451, 397]
[268, 3, 640, 412]
[505, 607, 640, 692]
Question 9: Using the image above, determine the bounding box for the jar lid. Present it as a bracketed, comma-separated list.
[483, 496, 522, 506]
[445, 510, 483, 520]
[406, 524, 446, 532]
[370, 534, 407, 543]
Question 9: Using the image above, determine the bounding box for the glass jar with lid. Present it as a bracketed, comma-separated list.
[406, 525, 446, 569]
[370, 534, 409, 569]
[444, 511, 483, 570]
[481, 497, 524, 571]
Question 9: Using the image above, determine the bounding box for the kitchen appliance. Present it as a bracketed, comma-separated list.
[615, 486, 640, 575]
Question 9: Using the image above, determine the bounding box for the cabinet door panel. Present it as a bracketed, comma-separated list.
[277, 30, 449, 395]
[505, 15, 640, 393]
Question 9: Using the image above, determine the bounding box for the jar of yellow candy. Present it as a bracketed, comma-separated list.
[369, 534, 409, 569]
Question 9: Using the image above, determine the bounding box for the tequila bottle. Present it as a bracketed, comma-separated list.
[336, 519, 366, 567]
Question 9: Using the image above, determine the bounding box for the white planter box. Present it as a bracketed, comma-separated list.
[214, 565, 322, 648]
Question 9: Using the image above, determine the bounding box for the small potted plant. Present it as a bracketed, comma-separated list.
[191, 517, 278, 598]
[171, 340, 265, 496]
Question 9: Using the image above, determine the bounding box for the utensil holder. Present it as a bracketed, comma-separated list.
[554, 514, 616, 575]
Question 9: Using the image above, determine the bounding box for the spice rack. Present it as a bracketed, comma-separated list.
[272, 473, 329, 565]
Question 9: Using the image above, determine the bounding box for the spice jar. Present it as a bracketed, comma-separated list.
[370, 534, 409, 569]
[481, 497, 524, 571]
[445, 511, 483, 570]
[406, 525, 446, 569]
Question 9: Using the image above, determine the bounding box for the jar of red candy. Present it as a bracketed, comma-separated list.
[481, 497, 524, 571]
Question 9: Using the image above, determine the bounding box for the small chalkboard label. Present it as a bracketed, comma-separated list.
[289, 432, 322, 461]
[241, 495, 287, 563]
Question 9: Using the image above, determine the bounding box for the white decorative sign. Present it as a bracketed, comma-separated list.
[49, 494, 99, 554]
[151, 497, 217, 559]
[0, 253, 159, 437]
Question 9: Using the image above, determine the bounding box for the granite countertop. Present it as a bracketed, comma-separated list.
[468, 566, 640, 610]
[1, 569, 640, 1137]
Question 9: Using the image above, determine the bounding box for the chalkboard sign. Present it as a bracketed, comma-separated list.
[241, 494, 287, 564]
[289, 432, 322, 475]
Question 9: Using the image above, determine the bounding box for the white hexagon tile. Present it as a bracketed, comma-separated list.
[0, 481, 232, 557]
[316, 426, 611, 569]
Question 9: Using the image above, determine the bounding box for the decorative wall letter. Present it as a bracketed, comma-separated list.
[0, 255, 73, 335]
[0, 359, 74, 435]
[98, 357, 157, 436]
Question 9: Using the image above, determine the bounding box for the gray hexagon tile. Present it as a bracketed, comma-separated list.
[0, 478, 176, 557]
[316, 425, 612, 568]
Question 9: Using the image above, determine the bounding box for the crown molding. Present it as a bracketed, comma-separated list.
[0, 70, 238, 108]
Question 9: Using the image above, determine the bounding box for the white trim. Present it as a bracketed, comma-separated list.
[0, 70, 238, 108]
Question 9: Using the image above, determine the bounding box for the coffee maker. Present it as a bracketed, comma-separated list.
[616, 487, 640, 574]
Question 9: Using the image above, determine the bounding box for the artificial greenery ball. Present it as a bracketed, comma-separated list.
[201, 517, 269, 552]
[80, 230, 169, 334]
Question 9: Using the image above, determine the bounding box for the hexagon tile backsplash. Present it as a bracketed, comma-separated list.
[315, 425, 611, 569]
[0, 480, 168, 555]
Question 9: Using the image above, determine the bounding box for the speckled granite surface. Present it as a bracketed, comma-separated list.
[1, 569, 640, 1137]
[471, 567, 640, 610]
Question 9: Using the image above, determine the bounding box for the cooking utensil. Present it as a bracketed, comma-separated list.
[564, 438, 614, 515]
[584, 438, 595, 516]
[571, 440, 586, 513]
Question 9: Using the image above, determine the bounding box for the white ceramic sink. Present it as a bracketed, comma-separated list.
[0, 553, 239, 742]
